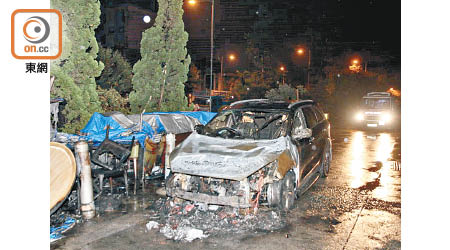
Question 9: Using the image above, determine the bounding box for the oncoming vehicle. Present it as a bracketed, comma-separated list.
[354, 92, 398, 129]
[166, 99, 332, 210]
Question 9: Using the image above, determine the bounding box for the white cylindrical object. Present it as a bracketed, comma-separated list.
[165, 133, 176, 179]
[75, 141, 96, 220]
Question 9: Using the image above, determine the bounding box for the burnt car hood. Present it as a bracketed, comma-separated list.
[169, 133, 299, 181]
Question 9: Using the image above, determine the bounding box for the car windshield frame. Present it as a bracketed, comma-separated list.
[361, 97, 391, 109]
[204, 108, 291, 140]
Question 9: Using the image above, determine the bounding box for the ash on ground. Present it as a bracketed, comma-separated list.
[145, 198, 286, 242]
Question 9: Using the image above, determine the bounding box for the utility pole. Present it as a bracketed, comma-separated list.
[307, 48, 311, 89]
[220, 55, 223, 91]
[209, 0, 215, 112]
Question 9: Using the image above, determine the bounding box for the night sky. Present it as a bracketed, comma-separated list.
[104, 0, 401, 65]
[341, 0, 400, 56]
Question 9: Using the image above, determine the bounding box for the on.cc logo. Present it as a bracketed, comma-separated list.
[23, 16, 50, 44]
[11, 9, 62, 60]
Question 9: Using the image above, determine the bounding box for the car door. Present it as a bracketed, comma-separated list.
[300, 106, 321, 175]
[291, 107, 315, 180]
[311, 105, 329, 158]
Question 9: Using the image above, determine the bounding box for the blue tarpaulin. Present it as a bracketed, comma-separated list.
[80, 112, 154, 146]
[78, 111, 216, 146]
[50, 216, 76, 242]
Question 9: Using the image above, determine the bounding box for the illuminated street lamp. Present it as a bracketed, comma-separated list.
[143, 15, 151, 23]
[387, 87, 401, 97]
[296, 47, 311, 88]
[219, 53, 236, 91]
[188, 0, 215, 112]
[349, 58, 362, 72]
[280, 66, 286, 85]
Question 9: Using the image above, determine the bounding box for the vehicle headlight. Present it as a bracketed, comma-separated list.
[382, 113, 392, 122]
[355, 112, 364, 121]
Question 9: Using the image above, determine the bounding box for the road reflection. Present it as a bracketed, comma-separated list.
[373, 133, 396, 200]
[349, 131, 366, 188]
[345, 131, 399, 200]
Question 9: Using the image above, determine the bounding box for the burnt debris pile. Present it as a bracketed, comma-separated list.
[145, 197, 286, 242]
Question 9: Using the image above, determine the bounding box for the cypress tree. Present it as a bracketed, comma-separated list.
[97, 47, 133, 96]
[50, 0, 104, 133]
[129, 0, 191, 113]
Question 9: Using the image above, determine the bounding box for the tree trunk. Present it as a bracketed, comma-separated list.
[158, 65, 167, 111]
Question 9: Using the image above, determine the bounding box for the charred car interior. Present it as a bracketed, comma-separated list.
[166, 99, 332, 211]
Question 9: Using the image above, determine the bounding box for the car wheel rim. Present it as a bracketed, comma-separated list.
[282, 172, 295, 210]
[321, 146, 330, 176]
[325, 151, 330, 174]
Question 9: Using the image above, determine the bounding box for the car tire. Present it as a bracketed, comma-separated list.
[267, 180, 282, 207]
[320, 142, 332, 178]
[280, 171, 296, 210]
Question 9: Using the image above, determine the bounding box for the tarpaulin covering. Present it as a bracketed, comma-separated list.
[80, 112, 154, 146]
[170, 133, 300, 181]
[129, 111, 217, 134]
[78, 111, 216, 146]
[50, 216, 76, 242]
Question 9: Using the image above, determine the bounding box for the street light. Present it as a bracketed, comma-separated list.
[143, 15, 151, 23]
[188, 0, 215, 112]
[280, 66, 286, 85]
[220, 53, 236, 91]
[296, 47, 311, 88]
[349, 58, 362, 72]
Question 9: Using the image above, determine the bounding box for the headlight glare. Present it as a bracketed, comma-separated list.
[355, 112, 364, 121]
[382, 113, 392, 122]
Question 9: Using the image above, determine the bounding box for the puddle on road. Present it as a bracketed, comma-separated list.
[366, 161, 383, 172]
[94, 180, 163, 215]
[357, 175, 381, 192]
[338, 131, 400, 202]
[51, 179, 164, 235]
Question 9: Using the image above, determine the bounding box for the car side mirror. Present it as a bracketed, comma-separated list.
[194, 124, 205, 134]
[292, 128, 312, 141]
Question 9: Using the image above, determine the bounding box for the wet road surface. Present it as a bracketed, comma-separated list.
[51, 128, 401, 250]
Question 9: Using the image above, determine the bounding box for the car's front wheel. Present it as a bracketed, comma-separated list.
[280, 171, 296, 210]
[320, 142, 332, 178]
[267, 180, 282, 207]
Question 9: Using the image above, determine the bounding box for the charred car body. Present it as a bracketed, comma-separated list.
[166, 99, 332, 210]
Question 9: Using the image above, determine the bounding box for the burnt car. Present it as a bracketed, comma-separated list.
[166, 99, 332, 210]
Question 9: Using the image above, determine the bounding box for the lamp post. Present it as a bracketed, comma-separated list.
[188, 0, 214, 112]
[296, 48, 311, 88]
[209, 0, 214, 111]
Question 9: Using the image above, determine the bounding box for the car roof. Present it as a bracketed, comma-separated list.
[228, 99, 315, 111]
[288, 100, 315, 109]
